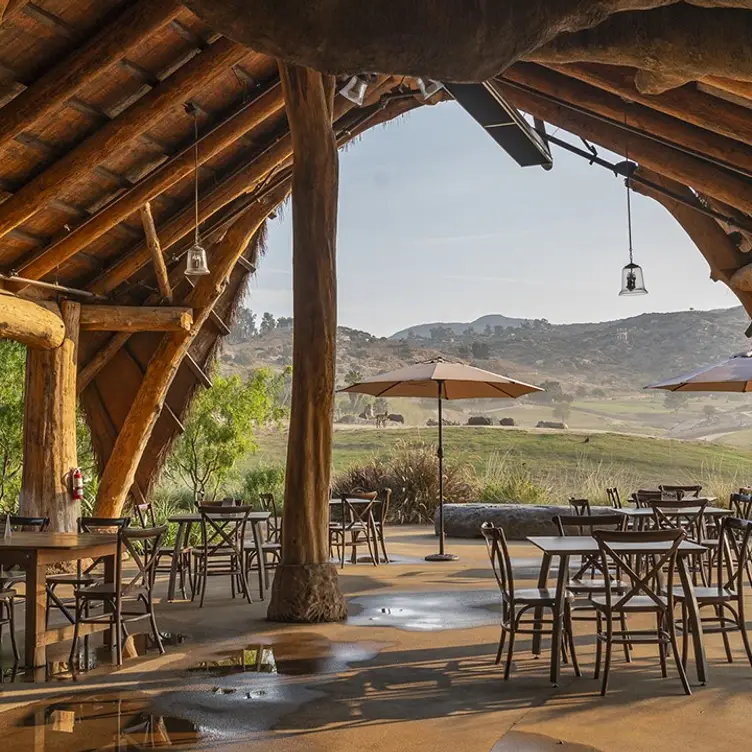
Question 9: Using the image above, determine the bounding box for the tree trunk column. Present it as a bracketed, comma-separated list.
[20, 299, 80, 531]
[268, 63, 346, 623]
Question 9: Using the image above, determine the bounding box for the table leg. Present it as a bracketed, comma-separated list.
[103, 553, 116, 655]
[550, 554, 570, 687]
[532, 552, 552, 656]
[678, 554, 707, 684]
[167, 522, 188, 602]
[252, 520, 266, 600]
[25, 553, 46, 668]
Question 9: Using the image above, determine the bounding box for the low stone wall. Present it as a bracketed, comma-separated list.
[434, 503, 616, 540]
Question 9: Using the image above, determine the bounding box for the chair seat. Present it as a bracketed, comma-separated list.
[590, 594, 668, 612]
[673, 586, 736, 603]
[511, 588, 575, 606]
[0, 574, 25, 589]
[699, 538, 720, 549]
[567, 578, 628, 594]
[0, 589, 16, 601]
[76, 583, 148, 600]
[158, 545, 191, 555]
[47, 573, 98, 587]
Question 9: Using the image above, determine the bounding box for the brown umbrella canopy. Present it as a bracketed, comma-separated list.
[339, 360, 542, 400]
[646, 352, 752, 393]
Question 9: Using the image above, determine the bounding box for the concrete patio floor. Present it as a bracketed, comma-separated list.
[0, 526, 751, 751]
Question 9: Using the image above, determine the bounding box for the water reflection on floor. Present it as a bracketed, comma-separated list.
[347, 590, 500, 631]
[492, 730, 601, 751]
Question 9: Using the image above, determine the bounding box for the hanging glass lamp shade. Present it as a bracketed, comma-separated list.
[185, 242, 210, 276]
[417, 77, 444, 100]
[619, 262, 647, 296]
[339, 75, 368, 106]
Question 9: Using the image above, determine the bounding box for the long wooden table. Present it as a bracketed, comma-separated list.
[0, 532, 117, 670]
[166, 512, 271, 602]
[527, 535, 708, 687]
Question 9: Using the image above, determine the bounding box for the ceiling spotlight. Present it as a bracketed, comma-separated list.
[340, 75, 368, 106]
[417, 78, 444, 100]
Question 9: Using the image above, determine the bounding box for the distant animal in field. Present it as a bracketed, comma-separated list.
[536, 420, 568, 429]
[388, 413, 405, 424]
[583, 436, 590, 444]
[375, 412, 389, 428]
[499, 418, 516, 426]
[468, 416, 493, 426]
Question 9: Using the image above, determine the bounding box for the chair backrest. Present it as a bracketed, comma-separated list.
[118, 525, 168, 597]
[554, 514, 626, 536]
[660, 484, 702, 500]
[331, 491, 378, 526]
[605, 487, 622, 509]
[259, 493, 281, 542]
[370, 488, 392, 526]
[481, 522, 514, 601]
[197, 505, 252, 556]
[9, 515, 49, 532]
[717, 516, 752, 594]
[568, 497, 591, 516]
[133, 502, 156, 528]
[632, 490, 662, 508]
[730, 492, 752, 520]
[79, 516, 131, 534]
[593, 528, 685, 611]
[649, 499, 707, 537]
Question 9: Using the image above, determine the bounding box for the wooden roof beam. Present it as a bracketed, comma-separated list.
[495, 81, 752, 219]
[0, 37, 246, 243]
[0, 0, 182, 153]
[545, 63, 752, 148]
[503, 64, 752, 179]
[184, 352, 213, 389]
[78, 332, 131, 394]
[0, 1, 28, 23]
[79, 305, 192, 332]
[139, 202, 172, 302]
[0, 289, 64, 349]
[17, 79, 284, 281]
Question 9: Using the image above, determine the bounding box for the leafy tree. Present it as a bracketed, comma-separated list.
[457, 345, 469, 358]
[344, 367, 365, 411]
[591, 387, 607, 399]
[531, 379, 563, 404]
[664, 392, 689, 412]
[0, 341, 24, 508]
[166, 369, 285, 500]
[483, 324, 492, 336]
[575, 385, 588, 399]
[260, 312, 276, 334]
[374, 397, 388, 414]
[553, 402, 571, 422]
[276, 316, 293, 330]
[471, 341, 490, 359]
[228, 308, 257, 342]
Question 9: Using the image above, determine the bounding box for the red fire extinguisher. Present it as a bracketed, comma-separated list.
[71, 467, 85, 501]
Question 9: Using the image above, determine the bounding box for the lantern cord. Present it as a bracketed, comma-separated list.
[624, 110, 634, 266]
[193, 107, 200, 246]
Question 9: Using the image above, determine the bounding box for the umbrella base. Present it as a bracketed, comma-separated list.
[424, 553, 459, 562]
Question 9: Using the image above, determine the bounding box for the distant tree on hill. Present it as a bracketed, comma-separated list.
[260, 312, 276, 334]
[458, 345, 469, 358]
[494, 325, 505, 336]
[483, 324, 492, 336]
[664, 392, 689, 411]
[591, 388, 607, 398]
[575, 385, 588, 399]
[276, 316, 293, 329]
[228, 308, 257, 342]
[471, 342, 490, 359]
[430, 326, 452, 342]
[344, 368, 365, 411]
[553, 402, 571, 422]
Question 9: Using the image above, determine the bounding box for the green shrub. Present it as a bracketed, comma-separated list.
[242, 464, 285, 507]
[477, 451, 550, 504]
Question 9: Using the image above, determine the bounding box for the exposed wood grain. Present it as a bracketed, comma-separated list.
[0, 289, 64, 349]
[80, 305, 192, 332]
[140, 202, 172, 302]
[18, 81, 284, 281]
[20, 300, 80, 532]
[77, 332, 131, 394]
[0, 0, 182, 152]
[267, 63, 345, 623]
[0, 37, 246, 242]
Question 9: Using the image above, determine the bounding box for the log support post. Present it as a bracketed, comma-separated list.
[267, 64, 346, 623]
[20, 300, 80, 532]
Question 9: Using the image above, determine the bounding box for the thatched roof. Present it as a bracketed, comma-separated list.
[3, 0, 752, 498]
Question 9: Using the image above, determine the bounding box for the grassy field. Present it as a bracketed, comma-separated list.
[244, 426, 752, 501]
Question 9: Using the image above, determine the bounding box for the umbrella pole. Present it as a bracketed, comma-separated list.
[425, 380, 458, 562]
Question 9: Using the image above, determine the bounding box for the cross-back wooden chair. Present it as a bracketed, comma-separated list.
[730, 492, 752, 520]
[660, 484, 702, 500]
[69, 525, 168, 667]
[46, 516, 131, 625]
[329, 492, 379, 568]
[372, 488, 392, 563]
[675, 516, 752, 669]
[632, 490, 663, 508]
[134, 501, 193, 599]
[0, 590, 18, 665]
[481, 522, 579, 680]
[649, 499, 709, 584]
[246, 493, 282, 597]
[0, 516, 49, 596]
[605, 487, 622, 509]
[591, 528, 690, 696]
[194, 505, 253, 607]
[568, 498, 591, 517]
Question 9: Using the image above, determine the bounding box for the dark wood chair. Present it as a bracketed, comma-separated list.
[676, 516, 752, 669]
[606, 487, 622, 509]
[69, 525, 168, 667]
[0, 590, 18, 665]
[0, 516, 49, 593]
[194, 505, 253, 607]
[329, 492, 379, 568]
[134, 501, 192, 599]
[590, 528, 690, 696]
[730, 492, 752, 520]
[372, 488, 392, 563]
[660, 484, 702, 500]
[649, 498, 709, 584]
[568, 498, 591, 516]
[46, 516, 131, 624]
[481, 522, 579, 680]
[245, 493, 282, 596]
[632, 490, 662, 508]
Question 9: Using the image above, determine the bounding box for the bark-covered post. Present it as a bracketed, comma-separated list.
[267, 63, 346, 622]
[20, 299, 80, 531]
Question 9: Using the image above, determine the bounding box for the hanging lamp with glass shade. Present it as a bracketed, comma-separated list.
[185, 103, 210, 277]
[618, 118, 647, 296]
[417, 77, 444, 100]
[339, 75, 368, 106]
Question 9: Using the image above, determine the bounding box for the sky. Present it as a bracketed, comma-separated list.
[244, 100, 740, 338]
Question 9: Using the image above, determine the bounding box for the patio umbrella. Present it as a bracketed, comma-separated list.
[340, 359, 542, 561]
[646, 351, 752, 392]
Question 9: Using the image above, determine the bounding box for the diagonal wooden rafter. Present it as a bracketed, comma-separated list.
[140, 202, 172, 302]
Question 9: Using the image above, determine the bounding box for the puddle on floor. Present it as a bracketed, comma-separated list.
[0, 692, 200, 750]
[347, 590, 500, 631]
[189, 632, 380, 677]
[492, 730, 601, 751]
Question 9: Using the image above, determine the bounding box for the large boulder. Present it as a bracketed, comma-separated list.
[434, 503, 616, 540]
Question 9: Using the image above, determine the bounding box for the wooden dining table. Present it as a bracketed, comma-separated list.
[0, 532, 118, 671]
[166, 511, 271, 602]
[527, 535, 709, 686]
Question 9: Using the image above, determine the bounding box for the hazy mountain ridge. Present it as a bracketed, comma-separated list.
[390, 313, 529, 340]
